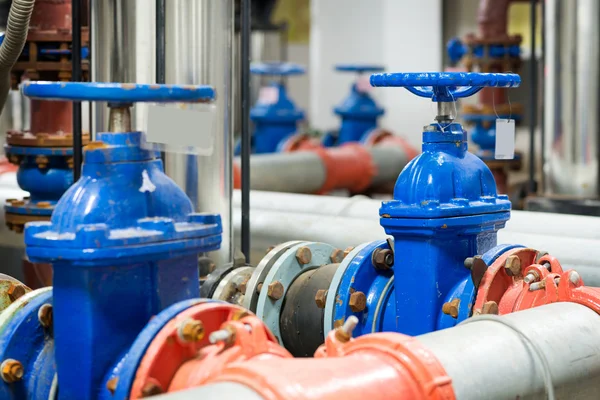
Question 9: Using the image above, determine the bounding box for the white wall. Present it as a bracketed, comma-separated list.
[310, 0, 442, 148]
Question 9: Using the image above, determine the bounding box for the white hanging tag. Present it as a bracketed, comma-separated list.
[257, 86, 279, 105]
[144, 102, 217, 155]
[495, 119, 515, 160]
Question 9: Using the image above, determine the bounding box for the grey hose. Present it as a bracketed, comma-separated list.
[0, 0, 35, 116]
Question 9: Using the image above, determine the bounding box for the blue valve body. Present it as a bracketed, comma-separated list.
[246, 63, 306, 154]
[333, 72, 520, 337]
[329, 64, 385, 146]
[18, 82, 221, 400]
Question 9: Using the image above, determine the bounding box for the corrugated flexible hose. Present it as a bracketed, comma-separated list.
[0, 0, 35, 116]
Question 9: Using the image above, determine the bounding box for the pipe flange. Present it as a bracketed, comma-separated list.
[0, 287, 55, 400]
[255, 242, 335, 342]
[242, 240, 307, 313]
[201, 261, 250, 299]
[212, 266, 255, 307]
[325, 240, 393, 337]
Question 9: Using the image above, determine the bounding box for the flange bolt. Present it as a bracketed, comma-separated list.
[335, 315, 359, 342]
[481, 301, 499, 315]
[315, 289, 328, 309]
[38, 303, 53, 328]
[442, 298, 460, 318]
[349, 291, 367, 312]
[1, 359, 24, 383]
[372, 248, 394, 270]
[296, 246, 312, 265]
[504, 255, 522, 276]
[177, 318, 205, 343]
[569, 271, 581, 285]
[330, 248, 345, 263]
[267, 281, 284, 300]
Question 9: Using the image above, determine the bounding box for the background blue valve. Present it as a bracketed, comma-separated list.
[370, 72, 521, 102]
[335, 64, 385, 74]
[21, 81, 216, 103]
[250, 62, 305, 76]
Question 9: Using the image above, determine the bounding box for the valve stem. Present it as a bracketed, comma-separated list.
[436, 101, 455, 122]
[335, 315, 359, 342]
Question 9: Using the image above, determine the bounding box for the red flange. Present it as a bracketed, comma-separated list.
[129, 303, 290, 398]
[475, 248, 600, 315]
[279, 133, 323, 152]
[362, 128, 419, 161]
[314, 143, 375, 194]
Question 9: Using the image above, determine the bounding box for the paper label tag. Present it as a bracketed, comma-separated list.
[495, 118, 515, 160]
[145, 103, 216, 155]
[258, 86, 279, 105]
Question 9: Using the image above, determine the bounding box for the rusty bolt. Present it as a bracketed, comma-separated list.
[504, 255, 522, 276]
[330, 248, 345, 263]
[67, 157, 74, 169]
[349, 291, 367, 312]
[38, 303, 53, 328]
[177, 319, 205, 343]
[372, 248, 394, 270]
[106, 377, 119, 395]
[267, 281, 284, 300]
[315, 289, 328, 308]
[36, 201, 52, 209]
[35, 155, 49, 169]
[10, 200, 25, 207]
[1, 359, 24, 383]
[442, 298, 460, 319]
[295, 246, 312, 265]
[141, 380, 164, 397]
[256, 283, 264, 294]
[13, 225, 24, 234]
[343, 246, 355, 258]
[237, 277, 250, 295]
[481, 301, 499, 315]
[7, 283, 27, 302]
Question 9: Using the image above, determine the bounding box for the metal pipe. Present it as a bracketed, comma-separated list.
[528, 0, 537, 194]
[72, 0, 82, 181]
[232, 207, 600, 286]
[543, 0, 600, 196]
[154, 303, 600, 400]
[419, 302, 600, 399]
[241, 0, 251, 262]
[164, 0, 234, 265]
[233, 144, 410, 194]
[233, 190, 600, 242]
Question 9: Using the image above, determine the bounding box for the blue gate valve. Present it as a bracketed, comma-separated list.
[322, 64, 386, 147]
[19, 82, 222, 400]
[356, 72, 520, 336]
[247, 62, 305, 154]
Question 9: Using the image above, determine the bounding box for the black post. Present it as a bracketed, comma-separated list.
[72, 0, 83, 181]
[241, 0, 251, 262]
[156, 0, 166, 84]
[528, 0, 537, 194]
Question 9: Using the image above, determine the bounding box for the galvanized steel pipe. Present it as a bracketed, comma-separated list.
[153, 303, 600, 400]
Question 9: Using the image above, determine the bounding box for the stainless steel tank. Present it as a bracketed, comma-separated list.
[544, 0, 600, 197]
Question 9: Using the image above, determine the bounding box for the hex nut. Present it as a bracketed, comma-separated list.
[1, 359, 24, 383]
[442, 298, 460, 319]
[237, 277, 250, 294]
[343, 246, 355, 258]
[504, 255, 522, 276]
[372, 248, 394, 270]
[178, 319, 205, 343]
[7, 283, 27, 302]
[141, 381, 164, 397]
[315, 289, 328, 308]
[295, 246, 312, 265]
[106, 377, 119, 394]
[481, 301, 499, 315]
[349, 291, 367, 312]
[256, 283, 264, 294]
[330, 248, 345, 263]
[38, 303, 53, 328]
[267, 281, 284, 300]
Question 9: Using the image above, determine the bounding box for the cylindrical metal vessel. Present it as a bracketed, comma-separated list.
[164, 0, 233, 265]
[544, 0, 600, 196]
[91, 0, 155, 133]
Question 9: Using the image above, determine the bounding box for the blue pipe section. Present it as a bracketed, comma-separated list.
[17, 82, 222, 400]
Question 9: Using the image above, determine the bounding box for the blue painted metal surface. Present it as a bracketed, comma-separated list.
[332, 240, 393, 336]
[22, 82, 222, 400]
[0, 33, 90, 59]
[329, 64, 385, 146]
[369, 72, 519, 336]
[0, 288, 55, 400]
[247, 62, 306, 154]
[447, 37, 520, 64]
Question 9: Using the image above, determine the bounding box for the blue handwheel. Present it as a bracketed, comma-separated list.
[335, 64, 385, 74]
[21, 81, 216, 103]
[369, 72, 521, 102]
[250, 62, 305, 76]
